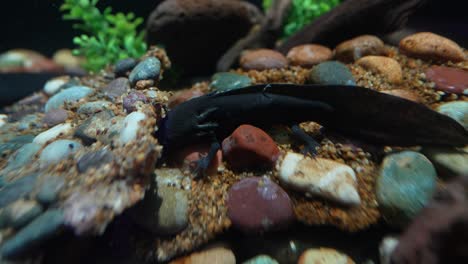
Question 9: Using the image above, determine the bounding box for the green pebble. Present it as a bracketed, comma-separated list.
[243, 254, 279, 264]
[376, 151, 437, 227]
[308, 61, 356, 85]
[436, 101, 468, 130]
[210, 72, 252, 92]
[129, 57, 161, 85]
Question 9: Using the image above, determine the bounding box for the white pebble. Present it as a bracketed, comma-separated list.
[277, 152, 361, 206]
[43, 76, 68, 95]
[119, 112, 146, 144]
[33, 123, 72, 145]
[39, 139, 82, 167]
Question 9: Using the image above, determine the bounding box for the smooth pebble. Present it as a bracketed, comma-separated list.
[277, 152, 361, 206]
[45, 86, 93, 112]
[33, 123, 72, 145]
[39, 140, 82, 167]
[129, 57, 161, 85]
[119, 112, 146, 144]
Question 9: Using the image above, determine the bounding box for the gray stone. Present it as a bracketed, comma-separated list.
[114, 58, 138, 77]
[77, 149, 114, 173]
[74, 110, 117, 145]
[131, 176, 189, 235]
[0, 200, 43, 229]
[129, 57, 161, 85]
[36, 177, 65, 205]
[0, 135, 34, 157]
[376, 151, 437, 227]
[0, 209, 64, 259]
[0, 173, 39, 207]
[39, 140, 82, 167]
[77, 101, 111, 115]
[436, 101, 468, 130]
[210, 72, 252, 92]
[308, 61, 356, 85]
[3, 143, 41, 172]
[45, 86, 93, 112]
[43, 108, 68, 127]
[423, 147, 468, 176]
[102, 77, 130, 100]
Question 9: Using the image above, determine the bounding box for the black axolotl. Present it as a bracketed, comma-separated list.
[157, 84, 468, 175]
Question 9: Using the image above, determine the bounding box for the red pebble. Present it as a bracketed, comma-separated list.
[222, 124, 280, 170]
[177, 144, 222, 176]
[425, 66, 468, 95]
[227, 177, 294, 233]
[168, 88, 204, 108]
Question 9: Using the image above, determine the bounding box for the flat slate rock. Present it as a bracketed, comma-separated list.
[0, 209, 64, 259]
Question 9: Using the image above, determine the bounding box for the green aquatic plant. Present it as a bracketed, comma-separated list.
[60, 0, 147, 72]
[263, 0, 341, 38]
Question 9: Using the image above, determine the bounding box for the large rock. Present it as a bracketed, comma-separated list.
[146, 0, 262, 76]
[376, 151, 437, 227]
[222, 125, 280, 170]
[399, 32, 466, 62]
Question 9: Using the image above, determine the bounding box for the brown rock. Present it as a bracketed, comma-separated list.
[170, 247, 236, 264]
[399, 32, 466, 62]
[286, 44, 333, 67]
[357, 55, 403, 83]
[335, 35, 385, 62]
[168, 88, 205, 108]
[0, 49, 63, 73]
[381, 89, 421, 103]
[240, 49, 288, 71]
[52, 49, 85, 68]
[298, 248, 355, 264]
[147, 0, 262, 76]
[222, 124, 280, 170]
[425, 66, 468, 95]
[176, 143, 222, 176]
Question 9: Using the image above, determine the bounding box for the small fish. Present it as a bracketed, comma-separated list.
[157, 84, 467, 175]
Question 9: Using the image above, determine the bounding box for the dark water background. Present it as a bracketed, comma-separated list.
[0, 0, 466, 55]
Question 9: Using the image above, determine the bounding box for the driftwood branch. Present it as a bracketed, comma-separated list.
[216, 0, 292, 72]
[277, 0, 427, 53]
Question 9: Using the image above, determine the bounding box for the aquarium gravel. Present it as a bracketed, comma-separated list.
[0, 32, 467, 263]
